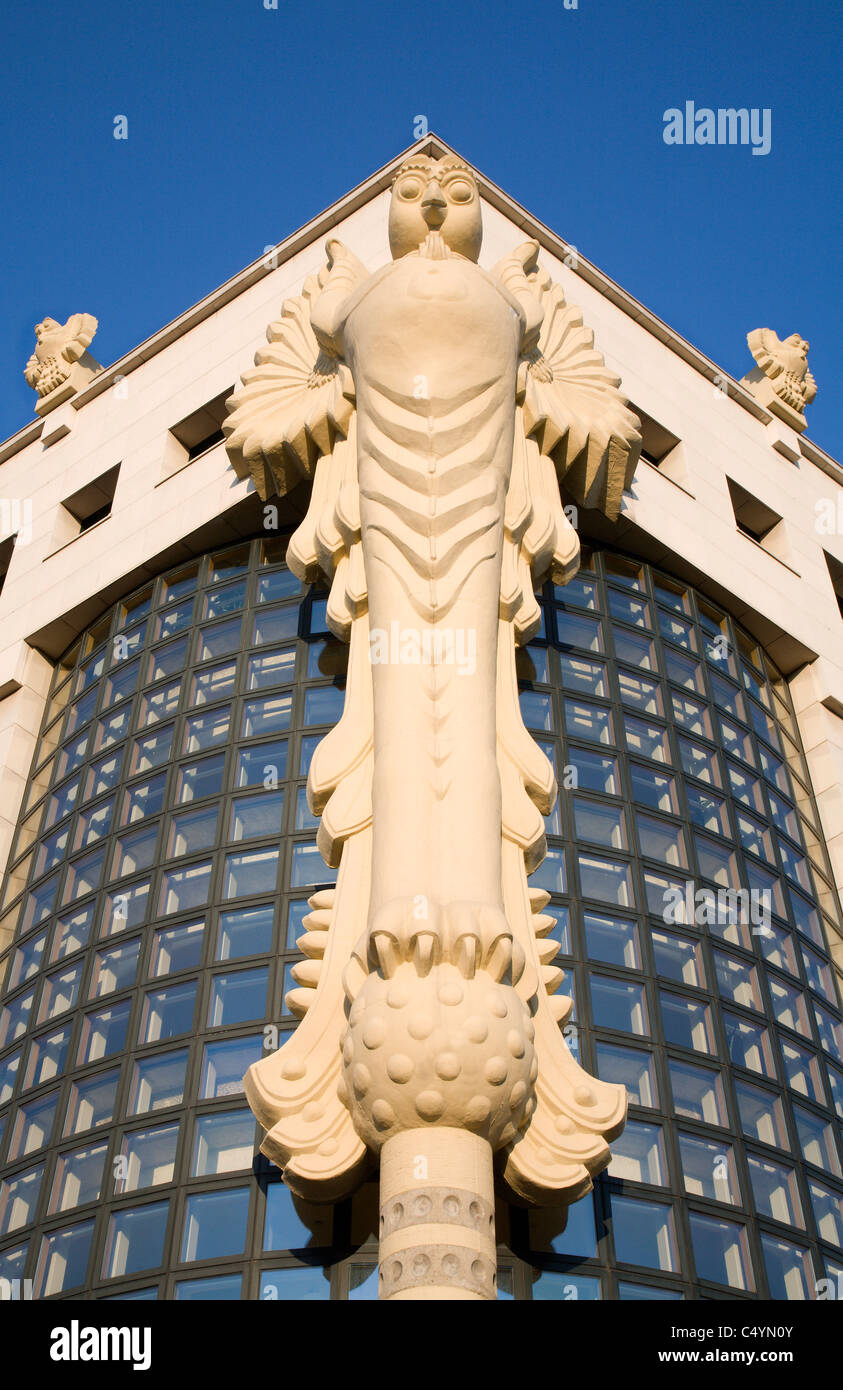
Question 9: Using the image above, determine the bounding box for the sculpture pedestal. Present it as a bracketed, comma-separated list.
[378, 1128, 497, 1301]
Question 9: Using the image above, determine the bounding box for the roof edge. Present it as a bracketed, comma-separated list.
[1, 133, 839, 480]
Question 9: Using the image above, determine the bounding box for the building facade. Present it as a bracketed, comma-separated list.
[0, 138, 841, 1301]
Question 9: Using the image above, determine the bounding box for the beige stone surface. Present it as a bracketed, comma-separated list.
[0, 138, 839, 1296]
[24, 314, 102, 414]
[741, 328, 817, 432]
[234, 157, 637, 1297]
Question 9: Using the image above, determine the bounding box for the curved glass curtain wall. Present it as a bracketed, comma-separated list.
[0, 539, 841, 1301]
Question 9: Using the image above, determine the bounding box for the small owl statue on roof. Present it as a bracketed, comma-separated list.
[24, 314, 102, 413]
[741, 328, 817, 432]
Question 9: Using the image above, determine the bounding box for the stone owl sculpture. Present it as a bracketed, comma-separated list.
[24, 313, 100, 399]
[743, 327, 817, 420]
[224, 155, 641, 1297]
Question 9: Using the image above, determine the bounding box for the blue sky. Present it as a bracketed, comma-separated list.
[2, 0, 840, 453]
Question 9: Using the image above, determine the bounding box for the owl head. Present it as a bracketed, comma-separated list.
[784, 333, 810, 357]
[389, 156, 482, 262]
[34, 317, 61, 340]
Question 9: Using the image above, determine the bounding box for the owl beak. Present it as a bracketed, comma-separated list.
[421, 181, 447, 229]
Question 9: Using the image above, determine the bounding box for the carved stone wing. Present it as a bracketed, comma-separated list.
[222, 242, 366, 499]
[747, 326, 786, 381]
[61, 312, 99, 363]
[497, 243, 641, 523]
[225, 243, 372, 1198]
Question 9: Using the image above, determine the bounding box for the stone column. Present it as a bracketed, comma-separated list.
[378, 1129, 497, 1301]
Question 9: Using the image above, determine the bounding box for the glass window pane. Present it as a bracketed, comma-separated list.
[184, 707, 231, 753]
[559, 655, 606, 697]
[660, 991, 714, 1054]
[122, 774, 167, 825]
[89, 938, 141, 997]
[65, 1069, 120, 1135]
[218, 905, 275, 960]
[230, 792, 285, 842]
[50, 1143, 107, 1214]
[556, 611, 602, 653]
[0, 1162, 44, 1235]
[669, 1059, 727, 1126]
[77, 998, 132, 1063]
[594, 1042, 657, 1106]
[630, 765, 677, 814]
[574, 799, 626, 850]
[0, 1048, 21, 1106]
[792, 1104, 840, 1176]
[636, 813, 687, 867]
[38, 962, 83, 1022]
[167, 806, 219, 858]
[182, 1188, 250, 1261]
[591, 976, 648, 1034]
[780, 1038, 824, 1102]
[190, 661, 237, 706]
[263, 1181, 333, 1251]
[149, 920, 205, 977]
[102, 879, 150, 937]
[583, 912, 639, 968]
[147, 635, 190, 682]
[608, 1121, 667, 1184]
[175, 1273, 242, 1301]
[808, 1179, 843, 1248]
[118, 1123, 179, 1192]
[128, 1050, 189, 1116]
[139, 682, 181, 727]
[651, 930, 704, 987]
[200, 1035, 263, 1099]
[53, 903, 96, 959]
[761, 1234, 813, 1300]
[748, 1155, 803, 1226]
[175, 753, 225, 805]
[112, 824, 159, 878]
[611, 1195, 678, 1271]
[578, 855, 633, 906]
[159, 861, 212, 915]
[192, 1110, 256, 1175]
[689, 1212, 752, 1290]
[242, 695, 292, 738]
[678, 1133, 740, 1204]
[224, 848, 280, 898]
[139, 982, 197, 1043]
[625, 717, 669, 763]
[208, 967, 268, 1026]
[103, 1201, 169, 1278]
[714, 951, 762, 1010]
[247, 649, 296, 691]
[724, 1013, 775, 1078]
[236, 740, 287, 789]
[567, 749, 618, 795]
[36, 1219, 95, 1296]
[131, 727, 174, 774]
[565, 699, 612, 745]
[200, 619, 246, 661]
[25, 1026, 71, 1089]
[253, 606, 299, 645]
[734, 1079, 787, 1148]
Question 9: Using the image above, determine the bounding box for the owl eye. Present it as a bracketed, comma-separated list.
[398, 178, 423, 200]
[446, 179, 474, 204]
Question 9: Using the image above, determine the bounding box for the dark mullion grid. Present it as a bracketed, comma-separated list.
[535, 549, 843, 1299]
[3, 542, 843, 1300]
[0, 536, 335, 1297]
